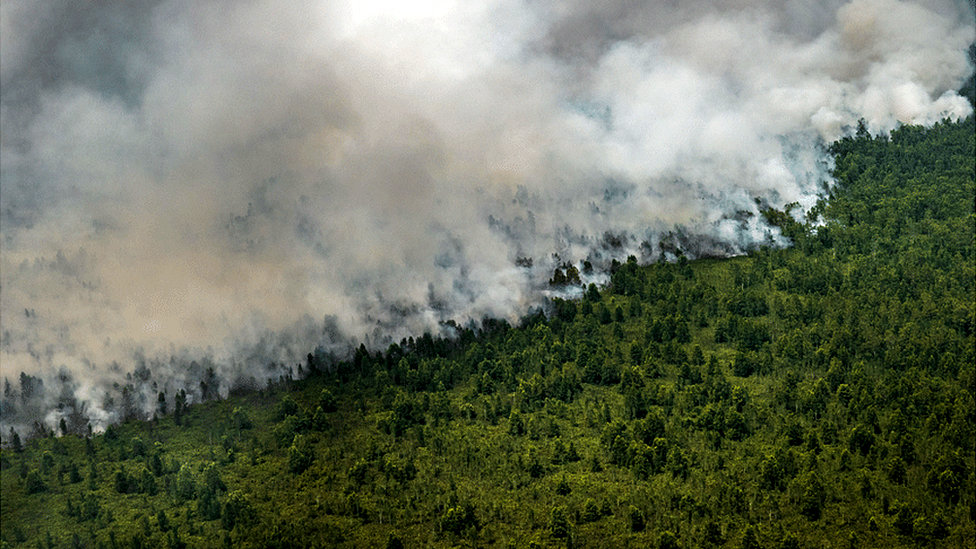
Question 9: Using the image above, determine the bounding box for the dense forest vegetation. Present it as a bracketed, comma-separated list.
[2, 114, 974, 548]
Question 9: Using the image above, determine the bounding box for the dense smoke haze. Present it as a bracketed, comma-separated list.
[1, 0, 973, 435]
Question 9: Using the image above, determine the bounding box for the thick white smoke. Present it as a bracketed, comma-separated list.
[1, 0, 973, 433]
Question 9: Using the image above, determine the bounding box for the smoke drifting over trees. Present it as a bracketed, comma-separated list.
[1, 0, 973, 434]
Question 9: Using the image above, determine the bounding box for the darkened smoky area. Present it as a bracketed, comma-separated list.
[1, 0, 974, 441]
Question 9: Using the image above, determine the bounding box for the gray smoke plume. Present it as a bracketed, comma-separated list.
[1, 0, 973, 435]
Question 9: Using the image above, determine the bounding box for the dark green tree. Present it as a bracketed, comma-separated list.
[549, 505, 571, 538]
[288, 434, 313, 474]
[319, 389, 338, 413]
[798, 472, 826, 521]
[659, 530, 679, 549]
[741, 525, 762, 549]
[25, 469, 46, 494]
[386, 532, 405, 549]
[629, 505, 646, 532]
[221, 490, 255, 530]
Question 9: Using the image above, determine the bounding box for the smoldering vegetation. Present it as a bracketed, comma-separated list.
[1, 0, 973, 439]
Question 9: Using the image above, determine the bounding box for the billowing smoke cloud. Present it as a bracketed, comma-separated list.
[1, 0, 973, 434]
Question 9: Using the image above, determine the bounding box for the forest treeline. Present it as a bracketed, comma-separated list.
[1, 115, 974, 548]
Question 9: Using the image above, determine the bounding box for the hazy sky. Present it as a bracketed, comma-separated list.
[0, 0, 973, 426]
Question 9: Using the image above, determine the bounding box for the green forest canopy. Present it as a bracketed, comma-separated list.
[1, 115, 974, 548]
